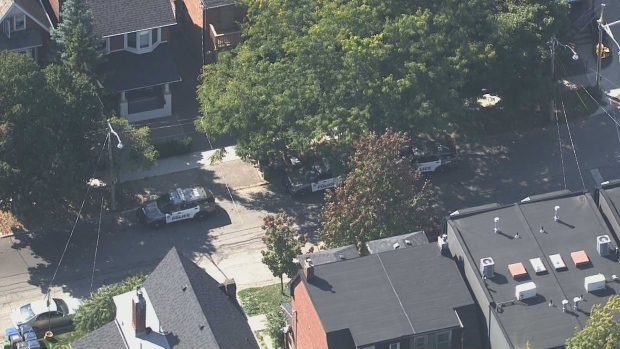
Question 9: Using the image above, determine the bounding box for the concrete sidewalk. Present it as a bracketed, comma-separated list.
[120, 145, 241, 183]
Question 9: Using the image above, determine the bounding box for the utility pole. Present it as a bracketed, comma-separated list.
[596, 3, 606, 88]
[107, 121, 123, 211]
[550, 35, 556, 122]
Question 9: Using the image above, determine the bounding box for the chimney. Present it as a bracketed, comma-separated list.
[224, 278, 237, 299]
[303, 257, 314, 281]
[132, 287, 147, 335]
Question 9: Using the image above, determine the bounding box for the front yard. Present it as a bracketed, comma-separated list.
[238, 283, 291, 316]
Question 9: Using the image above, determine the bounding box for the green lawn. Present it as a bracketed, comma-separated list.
[38, 330, 83, 349]
[238, 283, 291, 316]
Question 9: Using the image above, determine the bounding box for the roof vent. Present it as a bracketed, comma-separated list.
[393, 242, 400, 250]
[597, 235, 611, 256]
[438, 234, 448, 251]
[339, 254, 345, 260]
[554, 206, 560, 222]
[515, 282, 536, 300]
[182, 284, 187, 292]
[405, 239, 412, 246]
[584, 274, 606, 292]
[480, 257, 495, 278]
[494, 217, 500, 234]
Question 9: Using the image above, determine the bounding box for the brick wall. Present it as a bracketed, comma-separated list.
[179, 0, 204, 57]
[291, 279, 328, 349]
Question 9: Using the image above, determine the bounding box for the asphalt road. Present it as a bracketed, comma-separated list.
[1, 109, 620, 336]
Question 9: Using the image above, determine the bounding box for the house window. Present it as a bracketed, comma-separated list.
[435, 331, 451, 349]
[127, 32, 136, 48]
[13, 15, 25, 31]
[151, 28, 158, 44]
[389, 343, 400, 349]
[139, 30, 150, 48]
[413, 336, 428, 349]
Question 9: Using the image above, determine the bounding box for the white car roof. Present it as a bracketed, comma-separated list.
[30, 299, 58, 315]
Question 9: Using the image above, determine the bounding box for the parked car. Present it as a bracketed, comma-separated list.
[136, 187, 217, 228]
[409, 139, 458, 173]
[10, 298, 82, 332]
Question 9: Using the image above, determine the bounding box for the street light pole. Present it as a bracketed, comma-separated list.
[107, 121, 123, 211]
[551, 35, 556, 122]
[597, 3, 606, 88]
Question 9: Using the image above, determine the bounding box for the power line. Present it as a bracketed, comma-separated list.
[90, 195, 104, 294]
[559, 93, 586, 190]
[45, 133, 110, 297]
[553, 94, 568, 190]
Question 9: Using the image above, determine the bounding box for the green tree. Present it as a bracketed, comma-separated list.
[106, 116, 158, 180]
[51, 0, 103, 79]
[265, 309, 287, 349]
[318, 129, 438, 254]
[261, 213, 304, 293]
[566, 295, 620, 349]
[0, 52, 100, 211]
[73, 274, 147, 335]
[196, 0, 494, 160]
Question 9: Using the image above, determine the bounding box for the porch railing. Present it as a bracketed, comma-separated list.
[209, 24, 242, 50]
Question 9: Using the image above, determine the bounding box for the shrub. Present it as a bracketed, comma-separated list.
[265, 310, 287, 349]
[153, 136, 193, 158]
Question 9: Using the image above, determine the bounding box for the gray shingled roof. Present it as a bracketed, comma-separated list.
[71, 321, 127, 349]
[87, 0, 175, 37]
[365, 231, 428, 254]
[300, 243, 474, 347]
[101, 42, 181, 93]
[0, 0, 51, 31]
[143, 247, 259, 349]
[298, 245, 359, 266]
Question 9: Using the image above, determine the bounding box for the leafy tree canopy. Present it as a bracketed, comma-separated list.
[73, 274, 147, 335]
[261, 213, 304, 292]
[197, 0, 568, 160]
[566, 295, 620, 349]
[318, 129, 438, 254]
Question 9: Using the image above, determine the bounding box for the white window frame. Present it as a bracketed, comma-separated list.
[413, 336, 428, 349]
[13, 14, 26, 31]
[435, 331, 451, 349]
[389, 343, 400, 349]
[124, 28, 161, 54]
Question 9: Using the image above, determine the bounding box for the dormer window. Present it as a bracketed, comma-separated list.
[125, 28, 160, 53]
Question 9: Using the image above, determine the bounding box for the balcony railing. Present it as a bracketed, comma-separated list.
[209, 24, 242, 50]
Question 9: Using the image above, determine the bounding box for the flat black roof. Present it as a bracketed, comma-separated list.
[302, 243, 474, 347]
[298, 245, 359, 266]
[365, 231, 428, 254]
[448, 191, 620, 349]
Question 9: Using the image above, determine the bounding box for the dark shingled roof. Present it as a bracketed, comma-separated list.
[71, 321, 126, 349]
[101, 42, 181, 93]
[0, 28, 42, 50]
[447, 190, 620, 349]
[88, 0, 175, 37]
[301, 243, 473, 347]
[298, 245, 359, 266]
[366, 231, 428, 254]
[143, 247, 259, 349]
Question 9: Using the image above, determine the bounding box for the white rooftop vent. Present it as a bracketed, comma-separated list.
[480, 257, 495, 278]
[437, 234, 448, 251]
[597, 235, 611, 256]
[515, 282, 537, 300]
[393, 242, 400, 250]
[585, 274, 606, 292]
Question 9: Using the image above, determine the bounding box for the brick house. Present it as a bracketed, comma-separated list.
[0, 0, 53, 65]
[285, 240, 482, 349]
[44, 0, 182, 122]
[175, 0, 244, 64]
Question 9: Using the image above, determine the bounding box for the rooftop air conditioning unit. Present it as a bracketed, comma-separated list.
[597, 235, 611, 256]
[515, 282, 537, 300]
[585, 274, 606, 292]
[480, 257, 495, 278]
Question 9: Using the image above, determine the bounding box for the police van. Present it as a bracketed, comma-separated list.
[136, 187, 216, 228]
[410, 139, 458, 173]
[284, 156, 346, 197]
